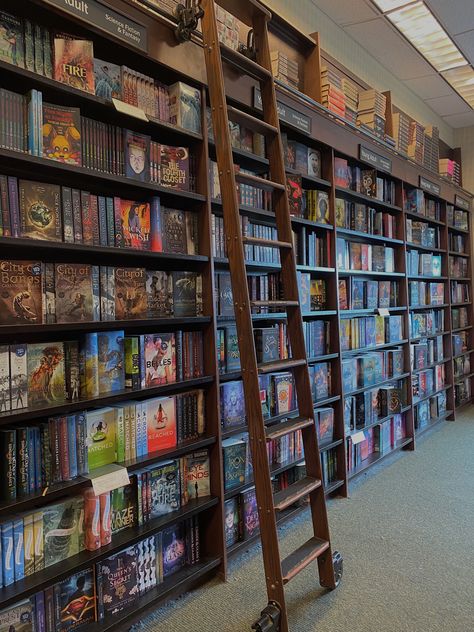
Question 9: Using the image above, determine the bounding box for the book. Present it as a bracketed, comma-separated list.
[55, 263, 96, 323]
[220, 381, 245, 428]
[111, 480, 137, 533]
[224, 498, 240, 547]
[124, 130, 150, 182]
[169, 82, 202, 134]
[0, 260, 42, 325]
[145, 396, 177, 452]
[148, 460, 180, 517]
[159, 145, 190, 191]
[241, 487, 259, 539]
[43, 497, 83, 567]
[120, 200, 150, 250]
[182, 450, 210, 502]
[94, 58, 121, 100]
[97, 547, 138, 619]
[172, 271, 197, 317]
[28, 342, 65, 406]
[42, 103, 82, 165]
[0, 11, 25, 67]
[161, 523, 186, 577]
[86, 407, 117, 470]
[54, 568, 96, 630]
[222, 438, 246, 490]
[141, 333, 176, 387]
[97, 331, 125, 393]
[114, 267, 147, 321]
[19, 180, 62, 241]
[146, 270, 173, 318]
[53, 36, 94, 93]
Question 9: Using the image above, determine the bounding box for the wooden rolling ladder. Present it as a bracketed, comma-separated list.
[197, 1, 342, 629]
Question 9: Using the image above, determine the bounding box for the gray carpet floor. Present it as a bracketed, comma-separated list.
[134, 407, 474, 632]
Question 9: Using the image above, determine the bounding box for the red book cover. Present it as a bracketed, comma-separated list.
[145, 395, 177, 452]
[286, 174, 302, 217]
[53, 36, 94, 94]
[120, 200, 151, 250]
[334, 157, 350, 188]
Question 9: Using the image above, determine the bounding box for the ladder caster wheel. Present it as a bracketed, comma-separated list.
[251, 602, 281, 632]
[332, 550, 343, 588]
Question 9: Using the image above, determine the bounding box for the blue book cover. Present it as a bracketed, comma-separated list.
[80, 332, 99, 398]
[13, 518, 24, 581]
[97, 330, 125, 394]
[67, 415, 78, 479]
[220, 381, 245, 429]
[150, 196, 162, 252]
[365, 318, 376, 348]
[75, 412, 88, 476]
[35, 590, 46, 632]
[1, 521, 14, 586]
[342, 359, 356, 393]
[162, 522, 186, 578]
[105, 197, 115, 246]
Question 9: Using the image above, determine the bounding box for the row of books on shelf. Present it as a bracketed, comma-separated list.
[0, 445, 210, 587]
[410, 337, 444, 371]
[209, 162, 271, 211]
[403, 188, 441, 219]
[410, 312, 444, 339]
[0, 328, 204, 412]
[335, 198, 397, 238]
[286, 176, 330, 223]
[409, 281, 444, 307]
[2, 88, 197, 190]
[447, 206, 469, 231]
[449, 256, 469, 278]
[0, 388, 206, 501]
[282, 134, 322, 178]
[453, 332, 470, 357]
[440, 159, 461, 186]
[0, 515, 203, 629]
[334, 158, 396, 203]
[407, 250, 442, 277]
[271, 52, 299, 90]
[0, 10, 202, 132]
[207, 111, 265, 158]
[293, 226, 331, 268]
[211, 214, 281, 263]
[449, 233, 468, 254]
[454, 354, 471, 380]
[414, 391, 447, 428]
[340, 315, 404, 352]
[412, 365, 446, 401]
[0, 176, 199, 253]
[406, 219, 440, 248]
[339, 278, 400, 310]
[455, 378, 471, 406]
[0, 260, 203, 325]
[341, 348, 405, 393]
[298, 273, 327, 312]
[344, 382, 407, 433]
[451, 281, 470, 304]
[346, 414, 407, 472]
[452, 307, 470, 329]
[336, 238, 395, 273]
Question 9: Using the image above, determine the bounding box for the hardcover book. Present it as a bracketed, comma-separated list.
[183, 450, 210, 502]
[86, 407, 117, 470]
[220, 381, 246, 428]
[55, 263, 95, 323]
[0, 11, 25, 67]
[120, 200, 151, 250]
[142, 333, 176, 387]
[312, 362, 330, 400]
[97, 547, 139, 618]
[53, 36, 94, 93]
[271, 372, 295, 415]
[162, 523, 186, 578]
[42, 103, 82, 166]
[161, 208, 187, 254]
[224, 498, 240, 547]
[124, 130, 150, 182]
[241, 487, 259, 540]
[149, 460, 181, 517]
[0, 599, 33, 631]
[159, 145, 190, 191]
[145, 396, 177, 452]
[172, 271, 197, 317]
[317, 407, 334, 445]
[97, 331, 125, 394]
[146, 270, 173, 318]
[94, 58, 122, 100]
[114, 267, 147, 321]
[54, 568, 96, 630]
[225, 326, 240, 372]
[111, 480, 137, 534]
[222, 438, 246, 491]
[28, 342, 65, 406]
[19, 180, 62, 241]
[169, 82, 202, 134]
[286, 174, 303, 217]
[0, 260, 42, 325]
[43, 497, 84, 567]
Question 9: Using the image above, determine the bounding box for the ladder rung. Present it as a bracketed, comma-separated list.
[251, 300, 298, 309]
[220, 43, 272, 81]
[258, 358, 306, 373]
[227, 106, 278, 137]
[265, 417, 314, 441]
[243, 236, 292, 249]
[273, 476, 321, 511]
[217, 0, 271, 27]
[235, 171, 285, 192]
[281, 537, 330, 584]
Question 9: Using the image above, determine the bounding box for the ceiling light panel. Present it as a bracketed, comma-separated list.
[372, 0, 416, 11]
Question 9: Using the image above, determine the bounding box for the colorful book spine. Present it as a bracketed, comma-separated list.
[7, 176, 20, 237]
[67, 415, 78, 479]
[13, 518, 24, 581]
[1, 521, 14, 586]
[23, 513, 34, 577]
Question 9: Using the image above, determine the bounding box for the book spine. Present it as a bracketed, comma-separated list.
[81, 191, 93, 245]
[98, 196, 108, 246]
[129, 405, 137, 459]
[33, 426, 42, 491]
[7, 176, 20, 238]
[113, 196, 123, 247]
[0, 430, 16, 501]
[0, 176, 11, 236]
[106, 197, 115, 247]
[61, 186, 74, 243]
[16, 427, 29, 497]
[71, 189, 83, 243]
[92, 265, 101, 321]
[1, 522, 14, 586]
[90, 194, 100, 245]
[59, 417, 71, 481]
[99, 493, 112, 546]
[35, 590, 46, 632]
[13, 518, 24, 581]
[84, 489, 101, 551]
[67, 415, 78, 479]
[150, 195, 162, 252]
[44, 262, 56, 324]
[115, 406, 125, 463]
[96, 562, 105, 621]
[76, 411, 88, 476]
[123, 404, 131, 461]
[44, 586, 55, 632]
[43, 27, 52, 79]
[33, 510, 44, 571]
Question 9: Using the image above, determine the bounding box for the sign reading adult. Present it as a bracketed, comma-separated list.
[455, 194, 470, 211]
[359, 145, 392, 174]
[419, 176, 440, 197]
[254, 88, 311, 134]
[45, 0, 147, 52]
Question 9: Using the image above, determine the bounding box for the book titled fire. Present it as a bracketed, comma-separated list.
[53, 36, 95, 94]
[42, 102, 82, 165]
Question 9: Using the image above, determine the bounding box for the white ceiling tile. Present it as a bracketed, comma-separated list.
[442, 110, 474, 128]
[403, 73, 453, 100]
[344, 19, 436, 79]
[425, 0, 474, 36]
[453, 31, 474, 65]
[311, 0, 379, 25]
[425, 93, 470, 116]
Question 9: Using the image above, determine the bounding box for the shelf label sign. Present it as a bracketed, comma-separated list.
[254, 88, 311, 134]
[455, 195, 470, 211]
[87, 463, 130, 496]
[44, 0, 148, 52]
[419, 176, 440, 197]
[359, 145, 392, 173]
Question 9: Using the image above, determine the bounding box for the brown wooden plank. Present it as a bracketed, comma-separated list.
[251, 300, 299, 308]
[216, 0, 271, 27]
[265, 417, 314, 441]
[235, 171, 285, 191]
[273, 476, 321, 511]
[243, 236, 292, 248]
[227, 105, 278, 137]
[281, 537, 330, 584]
[258, 358, 306, 373]
[220, 43, 272, 81]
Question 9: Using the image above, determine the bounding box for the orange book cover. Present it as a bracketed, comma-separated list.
[145, 395, 177, 452]
[53, 36, 94, 94]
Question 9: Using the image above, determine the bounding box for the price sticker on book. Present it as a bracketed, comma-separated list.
[113, 98, 149, 122]
[87, 464, 130, 496]
[351, 431, 366, 445]
[378, 308, 390, 317]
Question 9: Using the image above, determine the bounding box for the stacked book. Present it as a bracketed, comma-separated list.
[423, 125, 439, 173]
[392, 111, 410, 154]
[341, 77, 359, 124]
[356, 89, 386, 139]
[439, 158, 461, 185]
[270, 51, 299, 89]
[408, 120, 424, 164]
[321, 66, 346, 118]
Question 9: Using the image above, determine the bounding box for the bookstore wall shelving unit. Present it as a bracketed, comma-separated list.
[0, 0, 472, 627]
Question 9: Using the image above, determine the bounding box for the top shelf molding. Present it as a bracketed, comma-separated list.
[216, 0, 272, 26]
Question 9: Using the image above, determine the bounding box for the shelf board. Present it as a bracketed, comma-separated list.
[451, 302, 472, 307]
[336, 227, 403, 245]
[409, 331, 449, 343]
[345, 372, 410, 397]
[320, 438, 344, 452]
[0, 148, 206, 205]
[303, 310, 338, 318]
[214, 257, 281, 271]
[453, 350, 474, 359]
[335, 186, 402, 212]
[0, 497, 219, 609]
[448, 251, 469, 258]
[285, 167, 332, 189]
[450, 277, 472, 282]
[342, 340, 408, 356]
[209, 140, 269, 172]
[409, 303, 449, 311]
[347, 405, 411, 437]
[224, 457, 305, 500]
[405, 210, 445, 227]
[408, 275, 447, 281]
[415, 412, 452, 437]
[348, 437, 413, 480]
[0, 376, 214, 424]
[447, 225, 470, 234]
[296, 265, 335, 274]
[217, 313, 288, 323]
[454, 372, 474, 384]
[412, 357, 451, 375]
[338, 269, 404, 278]
[452, 325, 473, 333]
[324, 479, 345, 495]
[314, 394, 341, 407]
[340, 307, 407, 316]
[291, 217, 334, 230]
[307, 353, 339, 363]
[406, 242, 445, 253]
[413, 385, 451, 406]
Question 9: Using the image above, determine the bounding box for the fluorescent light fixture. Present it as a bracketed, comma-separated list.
[372, 0, 416, 11]
[442, 66, 474, 106]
